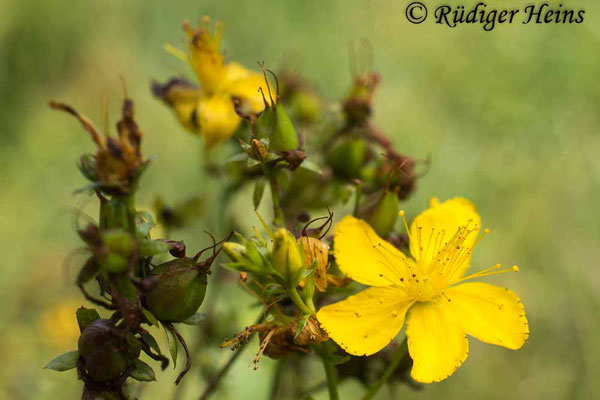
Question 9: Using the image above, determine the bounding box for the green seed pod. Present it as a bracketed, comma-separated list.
[77, 319, 141, 382]
[326, 137, 368, 180]
[357, 189, 400, 237]
[254, 104, 299, 152]
[145, 257, 208, 322]
[272, 228, 305, 285]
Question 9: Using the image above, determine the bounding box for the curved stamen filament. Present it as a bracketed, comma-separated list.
[457, 264, 519, 283]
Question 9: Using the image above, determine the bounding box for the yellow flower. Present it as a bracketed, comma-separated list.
[157, 19, 265, 148]
[317, 197, 529, 383]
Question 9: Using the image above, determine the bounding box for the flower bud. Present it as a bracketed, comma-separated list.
[250, 138, 268, 161]
[78, 319, 141, 382]
[297, 237, 329, 292]
[98, 229, 135, 274]
[326, 137, 368, 180]
[223, 242, 246, 263]
[145, 257, 208, 322]
[357, 189, 400, 237]
[272, 228, 305, 285]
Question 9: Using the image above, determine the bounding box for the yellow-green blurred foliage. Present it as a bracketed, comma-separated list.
[1, 0, 599, 399]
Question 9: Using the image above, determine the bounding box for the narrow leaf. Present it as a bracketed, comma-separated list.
[76, 307, 100, 333]
[181, 313, 206, 325]
[142, 308, 159, 327]
[253, 178, 267, 210]
[163, 325, 178, 369]
[44, 350, 79, 371]
[129, 359, 156, 382]
[141, 332, 161, 355]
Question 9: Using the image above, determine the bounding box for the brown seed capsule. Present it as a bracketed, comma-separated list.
[292, 317, 328, 346]
[77, 319, 141, 382]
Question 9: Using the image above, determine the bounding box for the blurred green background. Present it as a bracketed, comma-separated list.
[1, 0, 599, 399]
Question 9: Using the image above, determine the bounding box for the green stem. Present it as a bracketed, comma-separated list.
[353, 181, 363, 217]
[362, 338, 408, 400]
[268, 173, 284, 227]
[317, 344, 339, 400]
[288, 286, 314, 315]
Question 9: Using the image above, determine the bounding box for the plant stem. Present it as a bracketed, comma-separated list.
[288, 286, 314, 315]
[362, 338, 408, 400]
[198, 346, 245, 400]
[321, 353, 339, 400]
[268, 173, 284, 227]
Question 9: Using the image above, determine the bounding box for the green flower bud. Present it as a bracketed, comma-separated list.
[98, 229, 135, 274]
[357, 189, 400, 237]
[223, 242, 246, 263]
[145, 258, 208, 322]
[326, 137, 368, 180]
[78, 319, 141, 382]
[272, 228, 304, 285]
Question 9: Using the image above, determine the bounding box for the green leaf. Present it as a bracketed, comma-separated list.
[129, 359, 156, 382]
[76, 307, 100, 333]
[141, 332, 161, 355]
[181, 313, 206, 325]
[299, 159, 322, 175]
[247, 158, 261, 168]
[44, 350, 79, 371]
[163, 325, 178, 369]
[142, 308, 159, 326]
[136, 222, 155, 238]
[253, 178, 267, 210]
[294, 315, 310, 339]
[138, 239, 170, 257]
[328, 354, 351, 365]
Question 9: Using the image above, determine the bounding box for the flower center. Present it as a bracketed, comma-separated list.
[397, 210, 519, 301]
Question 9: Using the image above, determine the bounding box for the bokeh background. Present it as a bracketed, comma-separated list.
[2, 0, 600, 399]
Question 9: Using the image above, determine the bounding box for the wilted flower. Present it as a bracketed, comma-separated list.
[153, 18, 266, 148]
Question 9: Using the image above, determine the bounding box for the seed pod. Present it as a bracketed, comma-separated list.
[254, 103, 299, 152]
[326, 137, 368, 180]
[77, 319, 141, 382]
[297, 237, 329, 292]
[357, 189, 400, 237]
[272, 228, 305, 285]
[145, 257, 208, 322]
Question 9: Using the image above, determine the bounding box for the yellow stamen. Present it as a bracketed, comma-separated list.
[254, 210, 273, 239]
[457, 264, 519, 283]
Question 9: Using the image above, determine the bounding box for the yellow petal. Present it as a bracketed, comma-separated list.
[317, 286, 413, 356]
[406, 301, 469, 383]
[197, 94, 240, 148]
[409, 197, 481, 277]
[226, 74, 266, 114]
[442, 282, 529, 349]
[334, 215, 410, 287]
